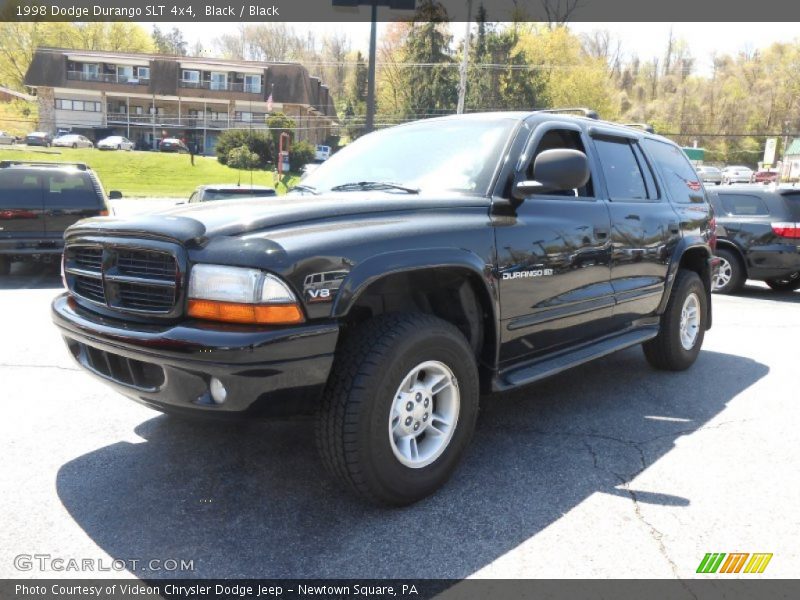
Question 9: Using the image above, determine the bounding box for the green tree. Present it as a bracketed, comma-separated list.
[289, 140, 316, 171]
[401, 0, 457, 118]
[152, 26, 188, 56]
[266, 112, 296, 149]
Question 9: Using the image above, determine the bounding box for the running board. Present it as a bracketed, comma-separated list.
[495, 327, 660, 391]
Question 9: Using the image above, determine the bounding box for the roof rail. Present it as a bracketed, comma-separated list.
[0, 160, 88, 170]
[537, 107, 600, 120]
[623, 123, 655, 134]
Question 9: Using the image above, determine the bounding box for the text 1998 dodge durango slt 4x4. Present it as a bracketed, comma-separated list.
[52, 110, 717, 505]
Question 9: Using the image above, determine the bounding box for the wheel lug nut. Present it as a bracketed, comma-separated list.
[423, 413, 428, 421]
[413, 422, 420, 431]
[424, 398, 429, 407]
[406, 401, 414, 411]
[415, 392, 422, 402]
[405, 417, 413, 426]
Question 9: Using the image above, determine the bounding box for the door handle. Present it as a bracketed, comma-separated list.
[594, 227, 609, 239]
[668, 221, 681, 234]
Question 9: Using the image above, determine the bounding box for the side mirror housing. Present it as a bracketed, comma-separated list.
[108, 190, 123, 200]
[513, 149, 590, 200]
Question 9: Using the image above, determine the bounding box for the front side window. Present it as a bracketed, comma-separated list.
[523, 128, 594, 198]
[298, 117, 516, 196]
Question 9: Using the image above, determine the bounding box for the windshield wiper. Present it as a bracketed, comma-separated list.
[330, 181, 420, 194]
[290, 184, 319, 195]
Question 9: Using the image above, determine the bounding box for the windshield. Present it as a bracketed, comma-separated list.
[297, 117, 517, 195]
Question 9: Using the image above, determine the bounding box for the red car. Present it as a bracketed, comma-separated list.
[751, 169, 779, 184]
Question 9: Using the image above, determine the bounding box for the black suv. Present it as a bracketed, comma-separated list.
[52, 111, 716, 505]
[0, 161, 112, 275]
[707, 185, 800, 293]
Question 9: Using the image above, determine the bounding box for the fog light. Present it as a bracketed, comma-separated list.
[209, 378, 227, 404]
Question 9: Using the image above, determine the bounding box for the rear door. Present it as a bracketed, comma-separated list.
[589, 131, 682, 324]
[0, 169, 46, 238]
[42, 170, 105, 236]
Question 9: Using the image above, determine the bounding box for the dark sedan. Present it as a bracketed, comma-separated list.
[158, 138, 189, 153]
[25, 132, 53, 147]
[708, 186, 800, 293]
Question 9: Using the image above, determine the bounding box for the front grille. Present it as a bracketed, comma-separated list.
[116, 282, 175, 312]
[64, 242, 182, 317]
[116, 249, 176, 281]
[73, 276, 105, 304]
[69, 340, 165, 390]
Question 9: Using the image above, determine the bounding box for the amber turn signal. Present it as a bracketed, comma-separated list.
[187, 299, 305, 325]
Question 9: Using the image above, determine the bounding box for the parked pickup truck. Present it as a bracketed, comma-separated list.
[52, 110, 717, 505]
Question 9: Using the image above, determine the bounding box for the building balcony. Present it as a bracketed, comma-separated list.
[178, 79, 261, 94]
[67, 70, 150, 85]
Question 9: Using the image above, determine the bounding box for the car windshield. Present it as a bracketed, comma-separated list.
[204, 190, 271, 201]
[297, 117, 517, 196]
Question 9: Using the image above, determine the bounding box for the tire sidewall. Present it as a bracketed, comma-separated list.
[667, 272, 707, 368]
[358, 325, 479, 503]
[713, 248, 743, 294]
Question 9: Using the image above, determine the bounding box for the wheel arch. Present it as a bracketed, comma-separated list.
[659, 241, 714, 329]
[332, 249, 499, 382]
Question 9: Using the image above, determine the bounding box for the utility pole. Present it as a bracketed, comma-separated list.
[456, 0, 473, 115]
[365, 0, 378, 132]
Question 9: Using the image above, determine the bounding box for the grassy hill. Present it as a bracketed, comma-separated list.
[0, 146, 299, 197]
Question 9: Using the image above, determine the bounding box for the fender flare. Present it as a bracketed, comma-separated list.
[332, 247, 498, 321]
[658, 239, 714, 328]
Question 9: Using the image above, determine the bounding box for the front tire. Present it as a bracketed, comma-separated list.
[316, 313, 479, 506]
[711, 248, 745, 294]
[643, 269, 707, 371]
[765, 272, 800, 291]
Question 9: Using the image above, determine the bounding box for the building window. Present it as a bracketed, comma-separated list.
[236, 111, 252, 122]
[82, 63, 100, 80]
[182, 70, 200, 85]
[210, 72, 227, 91]
[137, 66, 150, 80]
[116, 65, 134, 82]
[56, 99, 101, 112]
[244, 74, 261, 94]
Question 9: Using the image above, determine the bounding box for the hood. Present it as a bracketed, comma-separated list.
[66, 193, 489, 245]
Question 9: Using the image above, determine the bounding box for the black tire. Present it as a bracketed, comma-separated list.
[712, 248, 745, 294]
[0, 256, 10, 276]
[316, 313, 479, 506]
[71, 143, 77, 149]
[643, 269, 707, 371]
[117, 145, 121, 150]
[764, 272, 800, 291]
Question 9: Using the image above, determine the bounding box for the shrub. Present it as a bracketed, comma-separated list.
[226, 145, 260, 171]
[289, 140, 315, 171]
[215, 130, 272, 167]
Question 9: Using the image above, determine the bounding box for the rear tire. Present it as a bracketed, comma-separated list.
[316, 313, 479, 506]
[0, 257, 10, 276]
[711, 248, 745, 294]
[643, 269, 707, 371]
[765, 272, 800, 291]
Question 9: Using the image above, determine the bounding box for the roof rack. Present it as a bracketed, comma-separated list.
[537, 107, 600, 120]
[0, 160, 88, 170]
[623, 123, 655, 134]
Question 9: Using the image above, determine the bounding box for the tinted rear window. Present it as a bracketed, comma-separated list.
[0, 170, 42, 207]
[204, 189, 273, 201]
[43, 172, 100, 208]
[782, 193, 800, 221]
[717, 193, 770, 216]
[642, 139, 705, 204]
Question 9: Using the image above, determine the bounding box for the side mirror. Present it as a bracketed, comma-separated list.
[513, 149, 590, 200]
[108, 190, 123, 200]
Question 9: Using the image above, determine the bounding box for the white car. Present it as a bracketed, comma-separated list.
[0, 130, 15, 145]
[53, 134, 94, 149]
[314, 144, 331, 161]
[722, 165, 754, 185]
[97, 136, 135, 151]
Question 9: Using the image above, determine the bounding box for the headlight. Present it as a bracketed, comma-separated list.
[187, 264, 304, 325]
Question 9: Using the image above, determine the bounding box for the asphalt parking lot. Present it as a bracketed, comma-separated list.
[1, 245, 798, 579]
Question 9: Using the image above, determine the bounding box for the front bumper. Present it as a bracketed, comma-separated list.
[52, 294, 339, 417]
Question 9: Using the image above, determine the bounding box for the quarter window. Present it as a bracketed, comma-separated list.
[642, 139, 704, 204]
[718, 194, 769, 216]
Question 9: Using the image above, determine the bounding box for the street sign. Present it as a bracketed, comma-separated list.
[763, 138, 778, 167]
